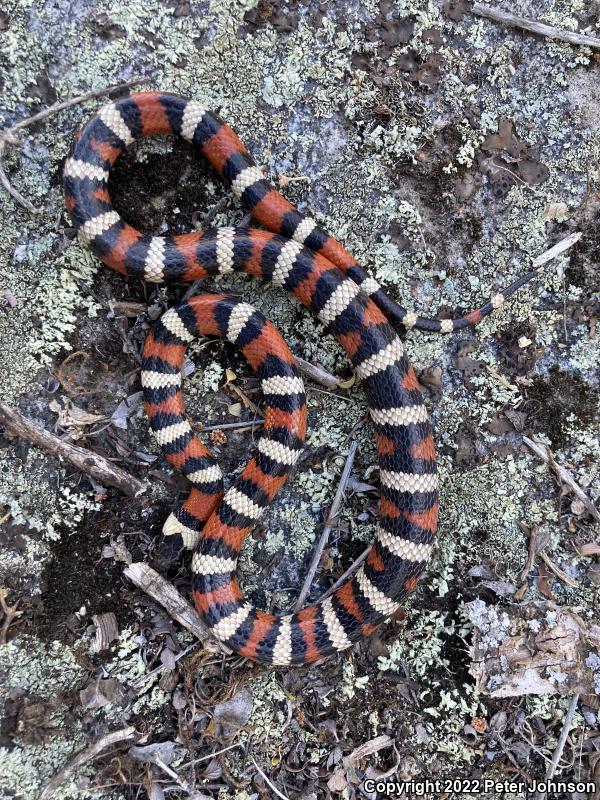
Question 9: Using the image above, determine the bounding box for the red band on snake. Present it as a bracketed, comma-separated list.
[64, 91, 439, 665]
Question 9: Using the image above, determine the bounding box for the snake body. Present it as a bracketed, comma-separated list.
[64, 92, 438, 664]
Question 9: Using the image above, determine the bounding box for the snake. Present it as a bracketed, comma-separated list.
[63, 92, 535, 665]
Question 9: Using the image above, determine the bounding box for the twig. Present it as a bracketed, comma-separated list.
[293, 441, 357, 611]
[251, 756, 290, 800]
[532, 231, 582, 271]
[0, 160, 37, 212]
[523, 436, 600, 522]
[132, 641, 199, 690]
[533, 694, 580, 800]
[5, 78, 146, 137]
[153, 757, 197, 796]
[40, 726, 137, 800]
[539, 550, 579, 588]
[472, 4, 600, 49]
[0, 400, 146, 497]
[317, 543, 371, 602]
[515, 524, 539, 601]
[123, 562, 230, 654]
[293, 355, 341, 390]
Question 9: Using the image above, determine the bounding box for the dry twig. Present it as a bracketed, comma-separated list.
[123, 562, 230, 654]
[514, 524, 540, 601]
[532, 231, 582, 270]
[539, 550, 579, 589]
[0, 400, 146, 496]
[199, 418, 264, 432]
[294, 441, 357, 611]
[0, 77, 146, 213]
[153, 756, 199, 797]
[293, 355, 341, 390]
[40, 726, 137, 800]
[523, 436, 600, 522]
[532, 694, 580, 800]
[472, 4, 600, 50]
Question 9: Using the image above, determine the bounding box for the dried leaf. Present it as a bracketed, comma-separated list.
[327, 767, 348, 793]
[338, 374, 356, 389]
[212, 688, 252, 736]
[111, 391, 143, 430]
[80, 677, 122, 709]
[504, 409, 527, 431]
[481, 580, 517, 597]
[518, 159, 550, 186]
[50, 398, 105, 434]
[536, 559, 555, 599]
[543, 202, 569, 223]
[129, 741, 177, 765]
[482, 119, 524, 158]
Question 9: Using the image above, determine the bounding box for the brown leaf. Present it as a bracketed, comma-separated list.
[212, 688, 252, 736]
[518, 159, 550, 186]
[536, 560, 555, 600]
[482, 119, 526, 158]
[80, 677, 122, 709]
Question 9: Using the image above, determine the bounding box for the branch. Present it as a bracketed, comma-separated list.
[472, 4, 600, 50]
[0, 401, 146, 497]
[317, 543, 371, 602]
[294, 441, 357, 611]
[123, 562, 230, 654]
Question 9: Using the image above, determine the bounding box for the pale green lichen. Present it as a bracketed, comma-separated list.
[1, 0, 599, 789]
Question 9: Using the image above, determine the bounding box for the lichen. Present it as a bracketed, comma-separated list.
[1, 0, 599, 790]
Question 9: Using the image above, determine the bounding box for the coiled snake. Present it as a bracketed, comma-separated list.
[63, 92, 526, 665]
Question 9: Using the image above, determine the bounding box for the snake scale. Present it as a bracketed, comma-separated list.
[63, 92, 526, 665]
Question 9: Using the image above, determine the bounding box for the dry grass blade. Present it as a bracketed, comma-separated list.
[532, 694, 580, 800]
[251, 756, 290, 800]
